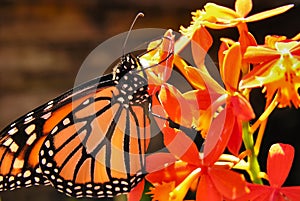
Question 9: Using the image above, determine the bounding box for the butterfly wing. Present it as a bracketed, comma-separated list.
[0, 109, 51, 191]
[39, 54, 151, 198]
[0, 74, 115, 192]
[39, 86, 151, 198]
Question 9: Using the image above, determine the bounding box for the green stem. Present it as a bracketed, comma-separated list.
[242, 122, 263, 184]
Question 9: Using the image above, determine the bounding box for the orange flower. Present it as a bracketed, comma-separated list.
[180, 0, 293, 32]
[145, 125, 249, 201]
[178, 39, 255, 155]
[235, 143, 300, 201]
[140, 29, 175, 95]
[240, 34, 300, 108]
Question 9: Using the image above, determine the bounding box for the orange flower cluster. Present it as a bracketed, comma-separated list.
[128, 0, 300, 200]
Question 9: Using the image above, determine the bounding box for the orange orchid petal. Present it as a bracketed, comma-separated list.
[127, 179, 145, 201]
[145, 160, 195, 185]
[235, 0, 252, 17]
[292, 32, 300, 41]
[235, 183, 273, 201]
[226, 94, 254, 155]
[238, 30, 257, 54]
[151, 95, 168, 130]
[229, 93, 255, 121]
[245, 4, 294, 22]
[159, 30, 175, 81]
[267, 143, 295, 187]
[184, 89, 220, 111]
[147, 181, 175, 201]
[243, 46, 280, 63]
[265, 35, 287, 48]
[227, 119, 242, 156]
[203, 108, 235, 165]
[291, 43, 300, 55]
[142, 29, 174, 86]
[218, 41, 228, 72]
[170, 168, 201, 201]
[196, 174, 222, 201]
[204, 3, 240, 20]
[280, 186, 300, 200]
[209, 168, 248, 200]
[185, 66, 226, 94]
[221, 42, 242, 91]
[239, 60, 277, 89]
[202, 21, 239, 29]
[146, 152, 177, 173]
[182, 66, 207, 90]
[162, 126, 201, 166]
[158, 84, 194, 128]
[191, 26, 213, 68]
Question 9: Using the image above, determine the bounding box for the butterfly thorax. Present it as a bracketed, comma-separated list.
[113, 54, 149, 106]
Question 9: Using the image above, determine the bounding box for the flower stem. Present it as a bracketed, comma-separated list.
[242, 122, 263, 184]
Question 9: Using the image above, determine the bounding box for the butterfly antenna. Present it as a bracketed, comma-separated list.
[122, 12, 144, 55]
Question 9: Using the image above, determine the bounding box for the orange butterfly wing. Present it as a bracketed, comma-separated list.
[40, 85, 151, 198]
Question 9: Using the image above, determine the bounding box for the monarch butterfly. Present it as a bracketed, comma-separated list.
[0, 32, 178, 199]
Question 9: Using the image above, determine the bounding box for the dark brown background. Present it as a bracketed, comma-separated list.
[0, 0, 299, 201]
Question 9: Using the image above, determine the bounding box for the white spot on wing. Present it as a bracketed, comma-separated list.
[3, 138, 13, 146]
[63, 118, 71, 126]
[24, 116, 35, 124]
[8, 127, 18, 135]
[26, 133, 37, 145]
[51, 126, 58, 135]
[45, 140, 50, 148]
[25, 124, 36, 135]
[23, 170, 31, 178]
[41, 112, 51, 120]
[9, 142, 19, 152]
[13, 158, 24, 169]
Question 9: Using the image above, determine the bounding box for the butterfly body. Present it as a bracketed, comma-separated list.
[0, 53, 153, 198]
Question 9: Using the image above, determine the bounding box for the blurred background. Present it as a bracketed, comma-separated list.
[0, 0, 299, 201]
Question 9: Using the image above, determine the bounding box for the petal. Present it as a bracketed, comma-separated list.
[196, 174, 223, 201]
[184, 66, 226, 94]
[191, 26, 213, 68]
[281, 186, 300, 200]
[218, 41, 228, 72]
[234, 183, 274, 201]
[146, 152, 177, 173]
[238, 30, 257, 55]
[158, 84, 194, 128]
[203, 108, 235, 165]
[145, 160, 196, 185]
[184, 89, 220, 111]
[151, 95, 168, 130]
[239, 59, 278, 89]
[202, 21, 239, 29]
[243, 46, 280, 64]
[204, 3, 240, 20]
[235, 0, 252, 17]
[227, 118, 243, 156]
[147, 181, 175, 201]
[267, 143, 295, 187]
[170, 168, 201, 201]
[127, 179, 145, 201]
[292, 32, 300, 41]
[162, 126, 201, 166]
[142, 29, 175, 86]
[209, 168, 248, 200]
[246, 4, 294, 22]
[229, 93, 255, 121]
[221, 42, 242, 90]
